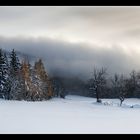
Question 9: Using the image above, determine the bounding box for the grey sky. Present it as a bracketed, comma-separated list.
[0, 6, 140, 43]
[0, 6, 140, 79]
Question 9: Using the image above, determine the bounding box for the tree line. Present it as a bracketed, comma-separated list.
[0, 48, 65, 101]
[1, 48, 140, 104]
[87, 67, 140, 105]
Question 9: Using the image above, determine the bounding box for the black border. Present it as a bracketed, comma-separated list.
[0, 0, 140, 137]
[0, 0, 140, 6]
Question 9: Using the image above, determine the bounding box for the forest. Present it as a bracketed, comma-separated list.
[0, 48, 140, 103]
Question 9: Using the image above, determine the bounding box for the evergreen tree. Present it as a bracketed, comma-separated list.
[0, 49, 6, 98]
[9, 49, 21, 100]
[34, 59, 53, 100]
[0, 49, 10, 99]
[9, 49, 20, 76]
[2, 52, 10, 99]
[21, 60, 34, 101]
[31, 67, 44, 101]
[9, 72, 25, 100]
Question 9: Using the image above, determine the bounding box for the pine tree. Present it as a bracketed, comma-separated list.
[30, 67, 44, 101]
[0, 49, 10, 99]
[33, 59, 53, 100]
[9, 49, 21, 100]
[21, 60, 33, 101]
[2, 52, 10, 99]
[0, 49, 6, 98]
[9, 72, 25, 100]
[10, 49, 20, 76]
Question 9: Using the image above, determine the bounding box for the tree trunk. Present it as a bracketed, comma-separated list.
[119, 95, 124, 106]
[95, 87, 100, 102]
[120, 101, 122, 106]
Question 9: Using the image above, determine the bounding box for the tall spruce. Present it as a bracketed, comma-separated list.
[2, 52, 10, 99]
[33, 59, 53, 100]
[0, 49, 7, 98]
[10, 49, 20, 76]
[9, 49, 21, 100]
[21, 60, 33, 101]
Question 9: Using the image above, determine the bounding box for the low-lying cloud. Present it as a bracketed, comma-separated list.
[0, 36, 139, 80]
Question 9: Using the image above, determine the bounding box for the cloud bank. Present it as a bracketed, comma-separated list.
[0, 36, 139, 80]
[0, 7, 140, 80]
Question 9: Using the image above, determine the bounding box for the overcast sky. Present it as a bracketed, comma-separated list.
[0, 6, 140, 79]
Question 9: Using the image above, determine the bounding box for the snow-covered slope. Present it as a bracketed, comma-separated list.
[0, 95, 140, 134]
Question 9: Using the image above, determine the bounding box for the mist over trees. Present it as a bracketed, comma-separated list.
[87, 69, 140, 103]
[1, 48, 140, 101]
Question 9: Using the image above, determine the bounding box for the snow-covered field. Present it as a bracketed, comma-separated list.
[0, 95, 140, 134]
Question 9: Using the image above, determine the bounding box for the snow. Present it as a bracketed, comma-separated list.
[0, 95, 140, 134]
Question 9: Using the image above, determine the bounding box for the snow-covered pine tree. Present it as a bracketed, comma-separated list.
[30, 65, 44, 101]
[34, 59, 53, 100]
[9, 72, 25, 100]
[0, 49, 7, 98]
[9, 49, 21, 76]
[0, 49, 10, 99]
[9, 49, 22, 100]
[20, 59, 45, 101]
[2, 52, 11, 100]
[21, 59, 35, 101]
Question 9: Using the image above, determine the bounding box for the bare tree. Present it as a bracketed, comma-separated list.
[89, 67, 107, 103]
[119, 95, 124, 106]
[111, 74, 120, 98]
[118, 74, 127, 106]
[111, 73, 127, 106]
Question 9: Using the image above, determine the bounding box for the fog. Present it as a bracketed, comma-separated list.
[0, 36, 139, 80]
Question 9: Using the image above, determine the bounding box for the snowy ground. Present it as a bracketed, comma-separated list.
[0, 95, 140, 134]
